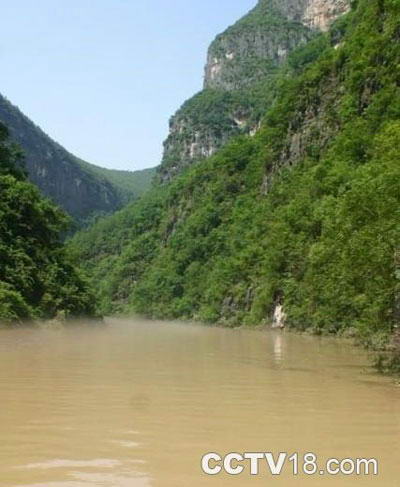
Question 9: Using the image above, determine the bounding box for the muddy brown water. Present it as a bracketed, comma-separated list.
[0, 318, 399, 486]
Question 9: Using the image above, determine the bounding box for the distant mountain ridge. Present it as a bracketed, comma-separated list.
[0, 94, 155, 224]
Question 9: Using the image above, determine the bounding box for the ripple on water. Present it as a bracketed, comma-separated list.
[16, 459, 122, 469]
[24, 474, 152, 487]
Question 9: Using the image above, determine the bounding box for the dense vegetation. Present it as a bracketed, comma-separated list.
[71, 0, 400, 368]
[0, 124, 96, 325]
[77, 159, 156, 205]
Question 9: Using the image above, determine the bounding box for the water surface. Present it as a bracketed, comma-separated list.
[0, 318, 399, 486]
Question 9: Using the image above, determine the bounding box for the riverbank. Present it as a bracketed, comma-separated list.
[107, 312, 400, 378]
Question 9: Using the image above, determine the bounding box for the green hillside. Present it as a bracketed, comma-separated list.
[0, 124, 96, 324]
[77, 160, 156, 205]
[70, 0, 400, 371]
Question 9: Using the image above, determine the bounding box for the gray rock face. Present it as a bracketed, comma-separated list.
[204, 0, 350, 90]
[273, 0, 350, 31]
[158, 89, 249, 182]
[0, 94, 121, 223]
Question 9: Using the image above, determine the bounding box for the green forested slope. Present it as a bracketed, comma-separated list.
[0, 124, 96, 324]
[71, 0, 400, 365]
[76, 160, 156, 205]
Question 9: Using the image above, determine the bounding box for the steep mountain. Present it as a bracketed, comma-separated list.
[159, 0, 350, 182]
[0, 94, 154, 224]
[71, 0, 400, 370]
[0, 123, 95, 324]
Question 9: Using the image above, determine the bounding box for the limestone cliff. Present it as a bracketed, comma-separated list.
[204, 0, 350, 90]
[277, 0, 351, 31]
[160, 89, 251, 182]
[158, 0, 350, 182]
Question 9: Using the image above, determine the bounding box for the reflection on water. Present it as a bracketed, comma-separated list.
[0, 318, 399, 486]
[272, 331, 284, 363]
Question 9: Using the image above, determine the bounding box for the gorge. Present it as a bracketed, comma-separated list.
[70, 0, 399, 372]
[1, 0, 399, 374]
[1, 1, 400, 485]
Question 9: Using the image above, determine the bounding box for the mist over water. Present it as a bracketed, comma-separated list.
[0, 318, 399, 486]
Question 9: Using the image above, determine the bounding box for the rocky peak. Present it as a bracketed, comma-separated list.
[204, 0, 350, 90]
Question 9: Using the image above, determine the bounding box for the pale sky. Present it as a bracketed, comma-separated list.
[0, 0, 255, 170]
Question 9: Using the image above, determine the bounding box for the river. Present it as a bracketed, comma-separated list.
[0, 318, 399, 486]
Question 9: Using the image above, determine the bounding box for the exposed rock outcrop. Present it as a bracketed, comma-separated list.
[272, 304, 287, 329]
[158, 89, 250, 182]
[204, 0, 350, 90]
[269, 0, 350, 32]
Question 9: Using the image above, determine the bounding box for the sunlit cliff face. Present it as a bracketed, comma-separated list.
[265, 0, 351, 31]
[299, 0, 351, 31]
[256, 0, 350, 31]
[204, 0, 351, 88]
